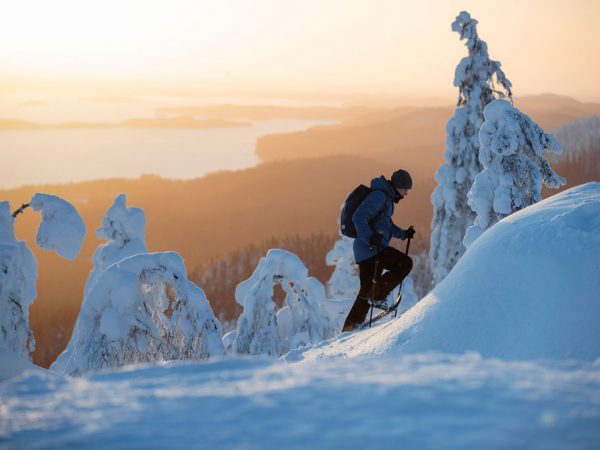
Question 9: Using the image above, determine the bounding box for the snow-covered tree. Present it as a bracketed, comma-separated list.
[0, 202, 37, 357]
[28, 193, 87, 260]
[1, 194, 85, 358]
[464, 100, 566, 246]
[85, 194, 147, 297]
[430, 10, 512, 285]
[325, 235, 359, 299]
[51, 252, 224, 376]
[233, 249, 335, 357]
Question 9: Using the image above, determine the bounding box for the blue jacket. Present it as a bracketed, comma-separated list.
[352, 176, 406, 263]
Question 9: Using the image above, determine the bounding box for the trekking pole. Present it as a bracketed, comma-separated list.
[393, 233, 413, 318]
[368, 259, 380, 328]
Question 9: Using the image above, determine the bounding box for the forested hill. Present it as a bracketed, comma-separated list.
[256, 94, 600, 165]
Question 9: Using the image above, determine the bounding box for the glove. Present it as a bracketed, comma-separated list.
[404, 226, 416, 240]
[369, 233, 383, 248]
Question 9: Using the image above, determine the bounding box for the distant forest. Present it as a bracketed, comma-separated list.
[191, 233, 338, 326]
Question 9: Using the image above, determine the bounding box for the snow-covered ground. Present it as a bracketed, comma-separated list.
[2, 355, 599, 450]
[1, 183, 599, 449]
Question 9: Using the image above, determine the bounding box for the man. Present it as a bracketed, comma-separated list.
[342, 169, 415, 331]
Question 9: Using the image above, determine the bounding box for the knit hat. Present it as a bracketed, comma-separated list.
[391, 169, 413, 190]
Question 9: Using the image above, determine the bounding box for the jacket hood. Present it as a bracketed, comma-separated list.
[370, 176, 395, 198]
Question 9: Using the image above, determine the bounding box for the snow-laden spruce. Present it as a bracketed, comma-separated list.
[29, 194, 86, 260]
[232, 249, 335, 357]
[84, 194, 147, 297]
[464, 100, 566, 246]
[53, 195, 150, 371]
[0, 202, 37, 357]
[1, 194, 85, 358]
[430, 10, 512, 285]
[51, 252, 224, 376]
[325, 235, 359, 299]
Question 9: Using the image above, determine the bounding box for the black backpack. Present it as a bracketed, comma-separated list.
[340, 185, 383, 238]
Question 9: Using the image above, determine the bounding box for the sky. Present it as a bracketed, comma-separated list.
[1, 0, 599, 101]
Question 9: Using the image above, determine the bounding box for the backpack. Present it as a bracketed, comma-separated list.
[340, 185, 384, 238]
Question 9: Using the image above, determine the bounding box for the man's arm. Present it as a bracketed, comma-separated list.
[391, 223, 406, 240]
[352, 191, 386, 245]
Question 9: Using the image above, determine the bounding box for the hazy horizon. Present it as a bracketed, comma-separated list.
[1, 0, 599, 101]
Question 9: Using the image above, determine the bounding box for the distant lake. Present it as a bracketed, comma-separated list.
[0, 119, 334, 189]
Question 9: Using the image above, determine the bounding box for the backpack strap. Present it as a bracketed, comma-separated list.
[366, 189, 389, 232]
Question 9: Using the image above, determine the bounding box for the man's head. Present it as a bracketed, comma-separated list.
[390, 169, 412, 198]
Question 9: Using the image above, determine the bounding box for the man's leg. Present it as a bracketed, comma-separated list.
[375, 247, 413, 300]
[342, 258, 380, 331]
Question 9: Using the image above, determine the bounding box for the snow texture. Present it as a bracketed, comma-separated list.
[1, 355, 599, 449]
[29, 193, 86, 260]
[430, 10, 513, 285]
[0, 346, 47, 383]
[464, 99, 566, 247]
[325, 235, 359, 299]
[84, 194, 147, 297]
[233, 249, 335, 357]
[51, 252, 224, 376]
[306, 183, 600, 362]
[0, 202, 37, 357]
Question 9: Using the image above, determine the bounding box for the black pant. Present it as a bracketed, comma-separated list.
[342, 247, 413, 331]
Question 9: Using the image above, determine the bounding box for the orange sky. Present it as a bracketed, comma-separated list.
[1, 0, 599, 101]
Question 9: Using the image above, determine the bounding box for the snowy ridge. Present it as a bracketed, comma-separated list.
[303, 183, 600, 362]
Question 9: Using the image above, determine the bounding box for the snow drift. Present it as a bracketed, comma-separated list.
[305, 183, 600, 361]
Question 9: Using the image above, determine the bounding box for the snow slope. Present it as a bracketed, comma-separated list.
[1, 355, 599, 450]
[304, 183, 600, 361]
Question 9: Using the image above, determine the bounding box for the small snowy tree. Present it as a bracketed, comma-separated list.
[25, 194, 87, 260]
[51, 252, 224, 376]
[0, 202, 37, 356]
[85, 194, 147, 297]
[430, 11, 512, 285]
[233, 249, 335, 357]
[464, 100, 566, 246]
[325, 235, 359, 299]
[0, 194, 85, 358]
